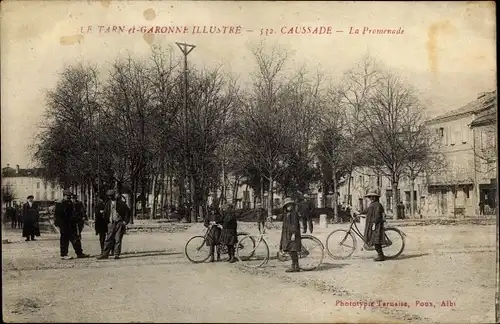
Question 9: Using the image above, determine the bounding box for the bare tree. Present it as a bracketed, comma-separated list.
[358, 72, 425, 219]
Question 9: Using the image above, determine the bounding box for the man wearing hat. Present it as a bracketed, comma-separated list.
[360, 188, 386, 262]
[96, 189, 131, 260]
[299, 194, 315, 234]
[279, 197, 302, 272]
[21, 195, 40, 241]
[54, 190, 89, 259]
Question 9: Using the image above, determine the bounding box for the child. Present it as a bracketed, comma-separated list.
[219, 203, 238, 263]
[279, 198, 301, 273]
[204, 205, 223, 262]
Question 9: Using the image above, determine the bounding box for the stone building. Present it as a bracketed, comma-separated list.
[470, 94, 497, 214]
[1, 164, 64, 205]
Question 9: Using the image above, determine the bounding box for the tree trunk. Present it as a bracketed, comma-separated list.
[131, 177, 137, 224]
[347, 171, 352, 206]
[189, 175, 196, 223]
[150, 174, 157, 220]
[169, 174, 173, 208]
[267, 175, 273, 217]
[410, 178, 416, 219]
[159, 168, 165, 218]
[260, 175, 264, 205]
[333, 172, 339, 223]
[393, 180, 400, 220]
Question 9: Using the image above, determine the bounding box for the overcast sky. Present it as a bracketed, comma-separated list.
[1, 1, 496, 169]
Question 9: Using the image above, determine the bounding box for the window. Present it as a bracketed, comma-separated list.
[36, 182, 40, 189]
[51, 191, 55, 200]
[35, 192, 40, 200]
[463, 187, 470, 199]
[439, 127, 444, 138]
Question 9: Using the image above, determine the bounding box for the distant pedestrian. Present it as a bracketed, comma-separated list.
[479, 200, 485, 215]
[8, 206, 18, 229]
[17, 204, 23, 229]
[279, 198, 301, 273]
[204, 205, 223, 262]
[219, 203, 238, 263]
[94, 197, 108, 254]
[21, 195, 40, 241]
[299, 194, 314, 234]
[55, 191, 90, 260]
[96, 190, 131, 260]
[256, 203, 266, 233]
[72, 194, 87, 237]
[360, 188, 387, 262]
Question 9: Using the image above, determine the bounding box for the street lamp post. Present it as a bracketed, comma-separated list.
[176, 42, 196, 222]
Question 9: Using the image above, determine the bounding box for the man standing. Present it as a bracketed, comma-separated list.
[299, 194, 314, 234]
[96, 190, 131, 260]
[22, 195, 40, 241]
[256, 203, 266, 234]
[72, 194, 87, 238]
[55, 191, 90, 260]
[94, 196, 108, 254]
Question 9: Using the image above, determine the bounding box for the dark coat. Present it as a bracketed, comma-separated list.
[21, 202, 40, 238]
[94, 201, 108, 235]
[280, 209, 301, 252]
[298, 200, 314, 218]
[103, 199, 131, 224]
[55, 200, 77, 234]
[220, 209, 238, 245]
[362, 201, 385, 246]
[204, 209, 223, 246]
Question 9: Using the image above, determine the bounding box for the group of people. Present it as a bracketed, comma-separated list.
[53, 189, 131, 260]
[202, 187, 388, 273]
[5, 204, 23, 229]
[4, 195, 42, 241]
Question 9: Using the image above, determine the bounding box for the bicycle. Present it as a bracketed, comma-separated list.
[325, 213, 406, 260]
[236, 227, 325, 271]
[185, 223, 256, 263]
[276, 234, 325, 271]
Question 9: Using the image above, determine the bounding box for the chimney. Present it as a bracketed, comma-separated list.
[16, 165, 20, 174]
[6, 164, 10, 168]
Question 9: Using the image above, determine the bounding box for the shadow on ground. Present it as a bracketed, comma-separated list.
[390, 253, 430, 260]
[120, 250, 183, 259]
[311, 262, 349, 271]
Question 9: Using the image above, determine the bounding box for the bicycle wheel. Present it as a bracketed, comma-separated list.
[237, 233, 256, 261]
[184, 236, 211, 263]
[298, 235, 324, 271]
[382, 227, 405, 259]
[325, 229, 356, 260]
[236, 235, 269, 268]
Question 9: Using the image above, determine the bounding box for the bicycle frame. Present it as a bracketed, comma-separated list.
[345, 214, 403, 249]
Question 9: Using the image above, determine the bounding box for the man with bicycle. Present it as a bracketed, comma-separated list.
[360, 188, 386, 262]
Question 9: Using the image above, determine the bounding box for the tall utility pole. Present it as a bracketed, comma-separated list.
[176, 42, 196, 223]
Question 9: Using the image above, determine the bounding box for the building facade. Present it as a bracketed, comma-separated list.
[1, 164, 64, 206]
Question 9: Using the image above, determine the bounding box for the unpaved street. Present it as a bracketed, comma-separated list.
[2, 223, 497, 323]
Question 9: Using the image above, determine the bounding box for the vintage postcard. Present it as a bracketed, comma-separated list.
[1, 1, 498, 323]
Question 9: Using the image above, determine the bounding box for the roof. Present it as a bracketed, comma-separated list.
[470, 107, 497, 127]
[426, 91, 496, 124]
[1, 167, 45, 178]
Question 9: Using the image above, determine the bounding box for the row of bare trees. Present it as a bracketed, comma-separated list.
[31, 43, 443, 222]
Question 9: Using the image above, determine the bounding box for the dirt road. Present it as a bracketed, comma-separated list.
[2, 223, 497, 323]
[2, 229, 398, 323]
